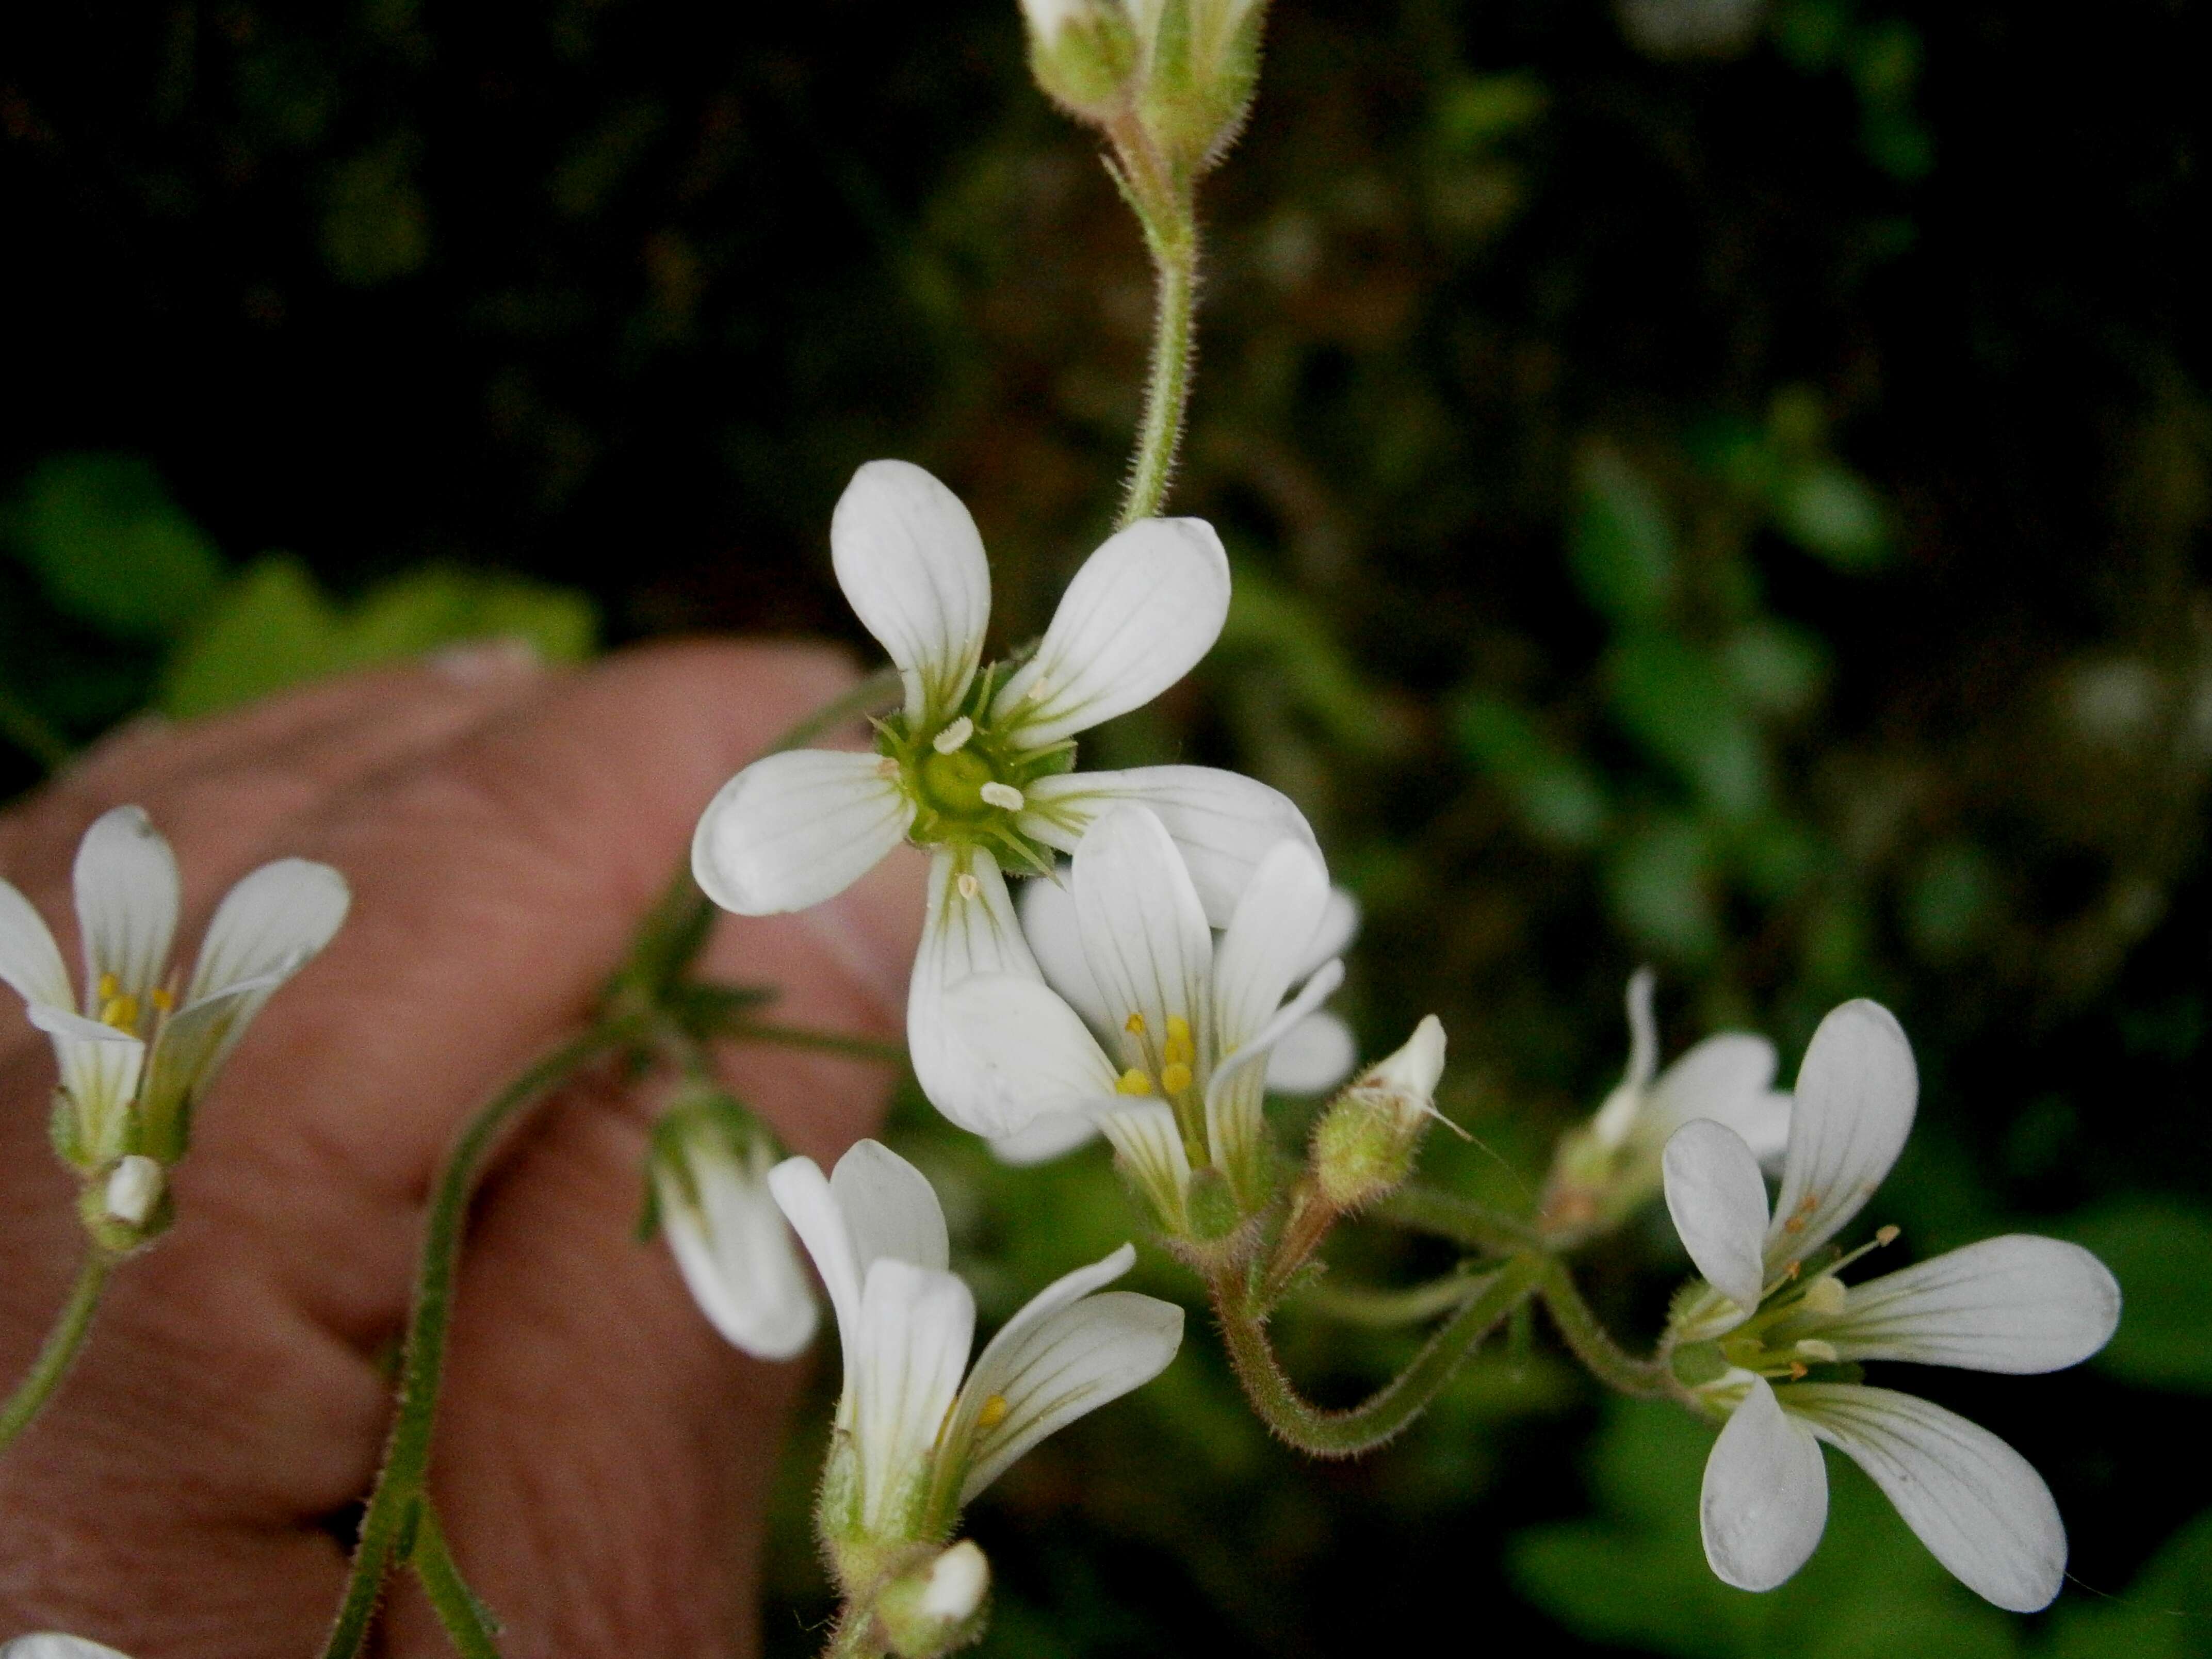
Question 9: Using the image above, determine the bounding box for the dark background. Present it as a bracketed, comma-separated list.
[5, 1, 2210, 1654]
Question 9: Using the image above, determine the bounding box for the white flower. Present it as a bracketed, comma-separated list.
[768, 1139, 1183, 1564]
[1541, 967, 1791, 1238]
[690, 461, 1315, 1135]
[0, 1636, 134, 1658]
[943, 805, 1344, 1221]
[1660, 999, 2122, 1611]
[985, 864, 1358, 1166]
[0, 806, 349, 1181]
[652, 1103, 818, 1361]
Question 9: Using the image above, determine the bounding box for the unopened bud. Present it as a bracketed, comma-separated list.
[1021, 0, 1142, 124]
[876, 1540, 991, 1657]
[1137, 0, 1271, 173]
[104, 1156, 163, 1227]
[77, 1154, 171, 1254]
[1309, 1016, 1447, 1211]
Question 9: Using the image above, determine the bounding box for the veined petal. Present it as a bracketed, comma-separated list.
[1298, 887, 1361, 981]
[909, 849, 1045, 1135]
[1784, 1383, 2065, 1612]
[1022, 766, 1315, 927]
[944, 973, 1122, 1137]
[989, 517, 1230, 748]
[1213, 839, 1332, 1055]
[187, 857, 349, 1006]
[0, 1637, 137, 1659]
[1766, 1000, 1916, 1273]
[830, 460, 990, 724]
[0, 877, 73, 1013]
[1820, 1236, 2121, 1374]
[950, 1244, 1183, 1502]
[659, 1146, 819, 1361]
[692, 749, 913, 918]
[1265, 1010, 1357, 1095]
[1098, 1101, 1192, 1229]
[769, 1155, 866, 1360]
[1071, 806, 1213, 1064]
[832, 1138, 950, 1278]
[990, 1110, 1101, 1166]
[1205, 956, 1344, 1118]
[73, 805, 179, 1008]
[27, 1006, 145, 1165]
[852, 1258, 975, 1538]
[1662, 1119, 1770, 1322]
[1647, 1034, 1780, 1146]
[137, 975, 279, 1157]
[1205, 957, 1343, 1178]
[1016, 871, 1112, 1039]
[1701, 1376, 1828, 1592]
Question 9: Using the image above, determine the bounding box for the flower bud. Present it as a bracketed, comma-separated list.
[1136, 0, 1270, 173]
[875, 1540, 991, 1658]
[1308, 1015, 1447, 1212]
[1020, 0, 1143, 126]
[77, 1154, 171, 1255]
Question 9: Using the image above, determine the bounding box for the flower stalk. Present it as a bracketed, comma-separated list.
[0, 1251, 115, 1453]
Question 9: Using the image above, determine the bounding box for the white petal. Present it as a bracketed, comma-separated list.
[1647, 1034, 1779, 1144]
[989, 517, 1230, 747]
[1589, 968, 1659, 1149]
[0, 1637, 137, 1659]
[769, 1155, 866, 1359]
[944, 973, 1122, 1138]
[73, 805, 179, 1007]
[1298, 887, 1361, 980]
[852, 1258, 975, 1537]
[188, 858, 350, 1003]
[659, 1148, 819, 1360]
[951, 1244, 1183, 1502]
[1098, 1101, 1193, 1227]
[1205, 957, 1343, 1175]
[27, 1006, 145, 1164]
[830, 460, 990, 724]
[692, 749, 913, 917]
[989, 1110, 1102, 1166]
[1784, 1384, 2066, 1612]
[908, 849, 1045, 1135]
[1265, 1011, 1357, 1095]
[1821, 1235, 2121, 1374]
[1071, 806, 1212, 1061]
[1663, 1119, 1770, 1320]
[1701, 1375, 1828, 1592]
[1016, 869, 1112, 1038]
[832, 1138, 949, 1277]
[1213, 839, 1332, 1056]
[1767, 1000, 1917, 1272]
[1022, 765, 1315, 927]
[138, 977, 276, 1153]
[0, 877, 73, 1013]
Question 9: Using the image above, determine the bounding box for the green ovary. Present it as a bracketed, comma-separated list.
[917, 746, 997, 820]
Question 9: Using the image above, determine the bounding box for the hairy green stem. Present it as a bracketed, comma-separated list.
[1376, 1184, 1539, 1255]
[1535, 1256, 1680, 1401]
[1211, 1252, 1545, 1458]
[0, 682, 71, 775]
[1295, 1267, 1499, 1329]
[0, 1250, 114, 1453]
[1118, 198, 1199, 529]
[773, 664, 905, 754]
[321, 1018, 644, 1659]
[409, 1503, 504, 1659]
[822, 1607, 885, 1659]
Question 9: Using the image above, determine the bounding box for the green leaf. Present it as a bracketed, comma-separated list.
[2060, 1198, 2212, 1393]
[1432, 72, 1548, 156]
[1452, 693, 1608, 848]
[1606, 816, 1718, 962]
[1570, 447, 1677, 627]
[1607, 633, 1770, 818]
[3, 452, 225, 640]
[1218, 559, 1408, 758]
[2043, 1506, 2212, 1659]
[1772, 464, 1893, 570]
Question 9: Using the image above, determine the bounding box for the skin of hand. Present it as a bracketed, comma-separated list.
[0, 641, 925, 1658]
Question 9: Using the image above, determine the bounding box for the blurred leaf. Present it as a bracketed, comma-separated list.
[1606, 816, 1718, 961]
[2043, 1506, 2212, 1659]
[1219, 559, 1409, 758]
[1772, 464, 1894, 569]
[3, 452, 224, 640]
[1432, 71, 1548, 156]
[1723, 621, 1828, 720]
[322, 134, 432, 286]
[1570, 447, 1677, 627]
[1607, 633, 1770, 817]
[2061, 1199, 2212, 1393]
[1906, 842, 2000, 962]
[1453, 693, 1609, 848]
[159, 557, 596, 718]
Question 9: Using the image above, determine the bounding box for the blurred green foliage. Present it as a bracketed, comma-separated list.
[5, 0, 2210, 1653]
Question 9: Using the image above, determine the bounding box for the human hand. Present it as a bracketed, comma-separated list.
[0, 642, 924, 1658]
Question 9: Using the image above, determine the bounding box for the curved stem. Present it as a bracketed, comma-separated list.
[1535, 1256, 1680, 1401]
[321, 1019, 644, 1659]
[1376, 1183, 1538, 1255]
[0, 1250, 113, 1453]
[1211, 1251, 1545, 1458]
[410, 1502, 504, 1659]
[1294, 1267, 1495, 1329]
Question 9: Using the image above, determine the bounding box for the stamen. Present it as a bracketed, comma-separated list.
[979, 781, 1025, 811]
[1781, 1192, 1820, 1234]
[1876, 1224, 1900, 1245]
[1163, 1016, 1194, 1065]
[1115, 1068, 1154, 1096]
[100, 994, 140, 1033]
[933, 716, 976, 754]
[1794, 1339, 1839, 1364]
[975, 1393, 1011, 1429]
[97, 972, 120, 1002]
[1125, 1013, 1147, 1036]
[148, 986, 175, 1014]
[1160, 1062, 1193, 1094]
[1799, 1276, 1847, 1318]
[875, 756, 901, 781]
[956, 873, 980, 900]
[1787, 1360, 1808, 1380]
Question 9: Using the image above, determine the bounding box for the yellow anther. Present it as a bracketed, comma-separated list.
[976, 1393, 1011, 1430]
[148, 986, 175, 1013]
[1162, 1015, 1194, 1065]
[1160, 1061, 1193, 1094]
[1165, 1014, 1191, 1044]
[1115, 1068, 1154, 1096]
[100, 994, 140, 1033]
[97, 972, 121, 1002]
[1124, 1012, 1146, 1036]
[1876, 1224, 1900, 1246]
[1783, 1260, 1801, 1279]
[1787, 1361, 1809, 1381]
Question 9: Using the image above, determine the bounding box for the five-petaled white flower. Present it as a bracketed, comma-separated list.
[942, 804, 1345, 1223]
[0, 806, 349, 1194]
[0, 1637, 133, 1658]
[689, 461, 1316, 1135]
[768, 1139, 1183, 1574]
[650, 1099, 818, 1361]
[984, 861, 1359, 1167]
[1542, 967, 1792, 1240]
[1660, 999, 2121, 1611]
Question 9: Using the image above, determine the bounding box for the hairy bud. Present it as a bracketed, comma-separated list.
[1309, 1015, 1447, 1212]
[876, 1540, 991, 1658]
[1020, 0, 1143, 125]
